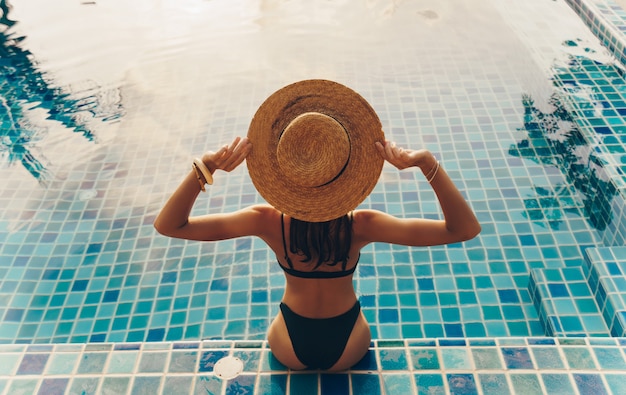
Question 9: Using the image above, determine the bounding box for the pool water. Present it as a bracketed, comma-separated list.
[0, 0, 625, 348]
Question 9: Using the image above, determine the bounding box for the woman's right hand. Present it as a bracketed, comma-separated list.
[375, 140, 437, 174]
[202, 136, 252, 174]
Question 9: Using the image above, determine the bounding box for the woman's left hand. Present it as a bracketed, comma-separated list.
[202, 137, 252, 173]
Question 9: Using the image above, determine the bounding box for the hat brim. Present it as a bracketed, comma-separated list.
[247, 79, 384, 222]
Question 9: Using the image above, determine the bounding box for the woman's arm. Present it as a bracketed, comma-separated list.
[153, 137, 263, 241]
[354, 141, 481, 247]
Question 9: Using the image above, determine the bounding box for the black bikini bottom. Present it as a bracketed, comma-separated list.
[279, 301, 361, 369]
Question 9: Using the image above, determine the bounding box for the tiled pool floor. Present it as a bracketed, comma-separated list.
[1, 338, 625, 395]
[2, 0, 623, 345]
[2, 0, 626, 393]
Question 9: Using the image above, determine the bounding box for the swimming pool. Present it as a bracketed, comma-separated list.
[0, 0, 625, 349]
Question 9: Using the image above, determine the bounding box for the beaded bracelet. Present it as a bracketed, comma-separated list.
[192, 158, 214, 191]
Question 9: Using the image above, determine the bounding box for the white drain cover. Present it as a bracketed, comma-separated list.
[213, 356, 244, 379]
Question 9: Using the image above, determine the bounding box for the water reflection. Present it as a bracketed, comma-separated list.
[509, 92, 616, 230]
[0, 0, 123, 182]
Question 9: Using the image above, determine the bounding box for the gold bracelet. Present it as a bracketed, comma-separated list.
[192, 158, 214, 192]
[423, 160, 437, 180]
[423, 156, 438, 179]
[192, 162, 206, 192]
[427, 160, 440, 183]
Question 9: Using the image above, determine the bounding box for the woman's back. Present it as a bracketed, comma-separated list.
[262, 207, 362, 318]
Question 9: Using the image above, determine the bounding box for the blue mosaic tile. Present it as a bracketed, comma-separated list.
[289, 374, 318, 395]
[510, 374, 543, 395]
[257, 374, 288, 394]
[604, 373, 626, 395]
[541, 373, 575, 395]
[479, 374, 510, 395]
[440, 348, 471, 370]
[563, 347, 597, 369]
[16, 354, 49, 375]
[414, 374, 445, 395]
[194, 376, 223, 395]
[471, 348, 503, 370]
[379, 349, 408, 370]
[383, 374, 413, 394]
[573, 373, 609, 395]
[447, 374, 478, 395]
[198, 350, 229, 373]
[501, 347, 534, 369]
[320, 374, 349, 394]
[226, 375, 256, 395]
[349, 374, 381, 394]
[531, 346, 566, 369]
[38, 378, 69, 395]
[68, 377, 99, 395]
[162, 376, 193, 395]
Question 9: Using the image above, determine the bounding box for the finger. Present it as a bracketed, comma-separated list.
[221, 141, 249, 171]
[384, 141, 395, 159]
[227, 137, 241, 153]
[214, 145, 228, 158]
[223, 150, 247, 171]
[392, 144, 402, 159]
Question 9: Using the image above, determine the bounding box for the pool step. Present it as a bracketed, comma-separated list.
[584, 246, 626, 337]
[529, 267, 609, 337]
[529, 246, 626, 337]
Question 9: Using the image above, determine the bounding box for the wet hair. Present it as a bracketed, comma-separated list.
[289, 214, 353, 270]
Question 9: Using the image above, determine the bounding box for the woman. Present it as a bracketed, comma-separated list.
[154, 80, 480, 371]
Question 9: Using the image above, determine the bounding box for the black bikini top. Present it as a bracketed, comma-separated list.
[277, 214, 358, 279]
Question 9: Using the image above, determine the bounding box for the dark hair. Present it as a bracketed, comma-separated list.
[289, 214, 353, 270]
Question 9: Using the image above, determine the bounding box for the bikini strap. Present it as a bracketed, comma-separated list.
[280, 213, 294, 269]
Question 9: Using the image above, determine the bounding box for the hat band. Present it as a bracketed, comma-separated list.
[276, 112, 351, 188]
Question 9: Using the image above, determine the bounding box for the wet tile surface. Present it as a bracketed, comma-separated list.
[0, 338, 623, 394]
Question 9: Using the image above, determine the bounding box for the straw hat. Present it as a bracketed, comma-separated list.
[246, 79, 384, 222]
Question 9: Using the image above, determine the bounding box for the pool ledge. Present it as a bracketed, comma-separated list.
[1, 337, 625, 394]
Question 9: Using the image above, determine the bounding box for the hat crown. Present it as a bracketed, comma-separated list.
[247, 79, 384, 222]
[277, 112, 350, 188]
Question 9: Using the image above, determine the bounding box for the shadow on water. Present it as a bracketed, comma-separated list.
[509, 89, 617, 231]
[0, 0, 123, 182]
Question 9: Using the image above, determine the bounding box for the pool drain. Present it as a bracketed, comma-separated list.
[213, 356, 244, 379]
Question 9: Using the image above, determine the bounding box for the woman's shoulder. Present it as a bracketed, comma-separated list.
[353, 209, 387, 223]
[247, 204, 280, 217]
[351, 209, 389, 242]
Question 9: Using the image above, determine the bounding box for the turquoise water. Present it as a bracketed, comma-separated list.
[0, 0, 624, 345]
